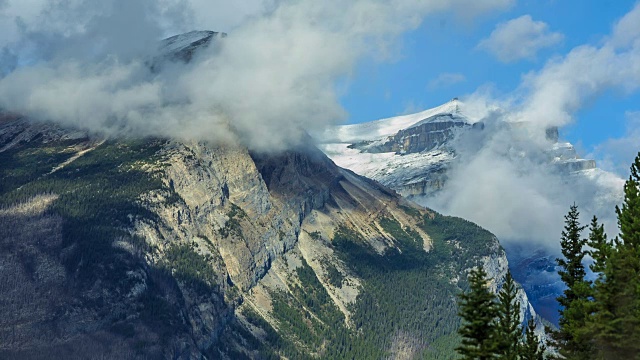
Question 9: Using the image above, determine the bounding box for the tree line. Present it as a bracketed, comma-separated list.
[456, 266, 545, 360]
[457, 152, 640, 359]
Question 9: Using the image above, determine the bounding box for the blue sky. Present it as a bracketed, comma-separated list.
[340, 1, 640, 169]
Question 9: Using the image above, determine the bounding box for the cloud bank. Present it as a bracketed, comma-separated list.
[0, 0, 512, 151]
[590, 111, 640, 177]
[425, 116, 624, 251]
[422, 4, 640, 249]
[514, 4, 640, 132]
[478, 15, 563, 63]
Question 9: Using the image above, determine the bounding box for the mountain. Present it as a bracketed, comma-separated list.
[318, 99, 624, 324]
[318, 99, 618, 199]
[0, 31, 546, 358]
[149, 30, 226, 72]
[0, 113, 540, 359]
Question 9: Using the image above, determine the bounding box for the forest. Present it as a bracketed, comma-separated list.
[456, 152, 640, 360]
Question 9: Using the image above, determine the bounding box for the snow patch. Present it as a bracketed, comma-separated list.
[318, 99, 476, 143]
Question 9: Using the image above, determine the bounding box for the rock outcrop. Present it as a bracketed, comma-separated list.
[0, 117, 537, 359]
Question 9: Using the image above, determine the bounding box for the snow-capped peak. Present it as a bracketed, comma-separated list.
[160, 30, 220, 54]
[320, 98, 469, 143]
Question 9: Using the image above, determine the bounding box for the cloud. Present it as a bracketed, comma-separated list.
[420, 5, 640, 249]
[0, 0, 512, 152]
[449, 0, 515, 20]
[610, 2, 640, 49]
[590, 111, 640, 177]
[427, 72, 466, 90]
[478, 15, 563, 63]
[512, 5, 640, 135]
[425, 115, 624, 250]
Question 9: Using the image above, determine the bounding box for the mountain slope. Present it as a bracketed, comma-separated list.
[0, 114, 537, 359]
[317, 99, 624, 324]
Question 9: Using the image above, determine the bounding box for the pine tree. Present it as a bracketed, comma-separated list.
[521, 317, 546, 360]
[495, 270, 521, 360]
[587, 216, 610, 275]
[552, 204, 593, 359]
[457, 266, 499, 360]
[583, 215, 610, 358]
[590, 153, 640, 358]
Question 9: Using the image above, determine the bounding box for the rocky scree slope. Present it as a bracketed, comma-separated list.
[0, 114, 537, 359]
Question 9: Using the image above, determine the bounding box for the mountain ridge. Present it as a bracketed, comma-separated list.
[0, 31, 544, 359]
[0, 106, 541, 359]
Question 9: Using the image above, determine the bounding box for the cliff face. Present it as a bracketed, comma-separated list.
[350, 114, 471, 155]
[0, 117, 536, 359]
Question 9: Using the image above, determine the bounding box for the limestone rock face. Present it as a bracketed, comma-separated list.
[0, 117, 538, 358]
[0, 31, 544, 358]
[350, 114, 470, 155]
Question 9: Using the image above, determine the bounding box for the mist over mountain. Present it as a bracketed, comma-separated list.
[1, 0, 639, 357]
[0, 0, 513, 152]
[0, 91, 544, 358]
[0, 6, 548, 354]
[318, 98, 624, 323]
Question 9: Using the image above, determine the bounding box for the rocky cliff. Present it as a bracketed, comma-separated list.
[0, 115, 537, 359]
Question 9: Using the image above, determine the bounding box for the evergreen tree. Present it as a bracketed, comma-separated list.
[587, 216, 610, 275]
[590, 153, 640, 358]
[552, 204, 593, 359]
[495, 270, 521, 360]
[457, 266, 499, 360]
[521, 317, 545, 360]
[584, 215, 610, 358]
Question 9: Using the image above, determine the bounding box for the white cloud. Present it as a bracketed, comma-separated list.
[610, 2, 640, 49]
[478, 15, 563, 63]
[447, 0, 515, 20]
[513, 18, 640, 134]
[0, 0, 512, 152]
[427, 72, 466, 90]
[423, 5, 640, 249]
[426, 112, 624, 250]
[590, 111, 640, 177]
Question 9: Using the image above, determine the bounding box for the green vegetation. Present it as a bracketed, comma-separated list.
[456, 266, 500, 360]
[320, 258, 344, 288]
[0, 138, 187, 340]
[267, 257, 348, 359]
[456, 268, 545, 360]
[548, 204, 592, 359]
[460, 153, 640, 360]
[496, 271, 523, 360]
[165, 242, 218, 296]
[379, 216, 423, 250]
[210, 314, 280, 360]
[399, 204, 424, 219]
[313, 210, 499, 359]
[241, 307, 284, 352]
[0, 139, 171, 286]
[0, 139, 81, 194]
[239, 210, 491, 360]
[550, 152, 640, 359]
[219, 203, 247, 238]
[1, 135, 545, 359]
[522, 318, 546, 360]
